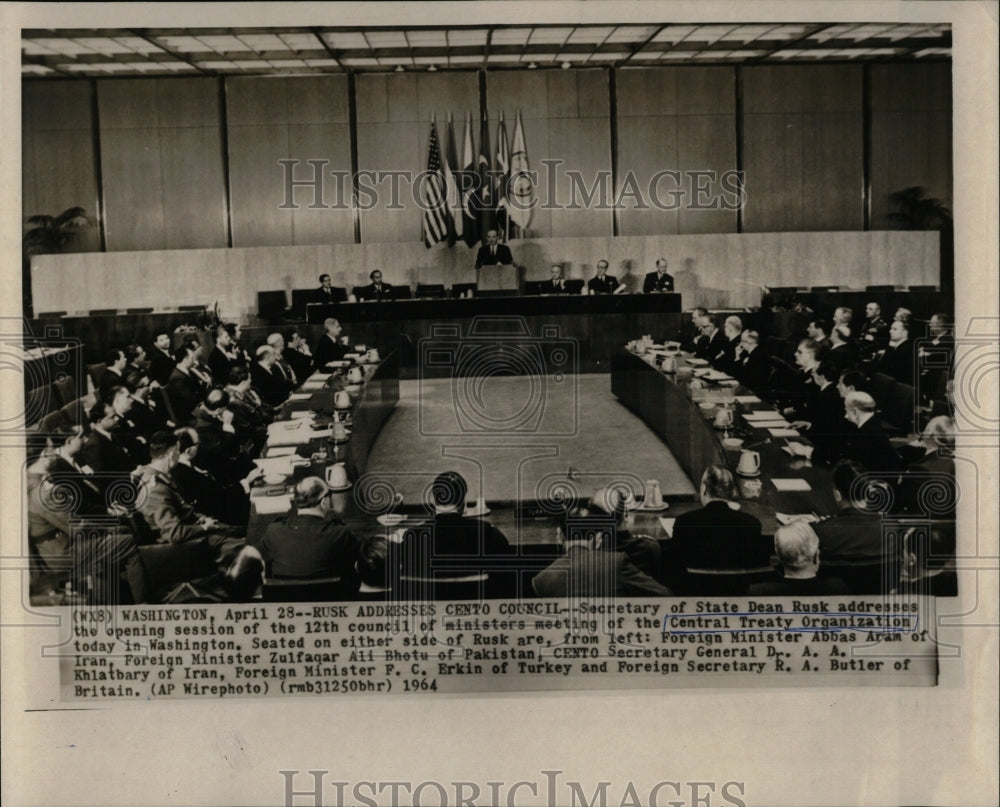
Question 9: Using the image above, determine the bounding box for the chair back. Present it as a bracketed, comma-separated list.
[52, 374, 77, 407]
[25, 384, 58, 427]
[262, 576, 358, 602]
[87, 362, 107, 392]
[415, 283, 446, 299]
[396, 572, 489, 601]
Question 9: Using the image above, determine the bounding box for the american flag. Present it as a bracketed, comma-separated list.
[421, 121, 451, 248]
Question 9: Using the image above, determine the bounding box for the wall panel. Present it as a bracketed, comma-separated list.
[742, 65, 863, 233]
[870, 62, 952, 229]
[22, 81, 101, 253]
[226, 75, 353, 248]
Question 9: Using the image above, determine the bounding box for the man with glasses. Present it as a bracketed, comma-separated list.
[587, 259, 621, 295]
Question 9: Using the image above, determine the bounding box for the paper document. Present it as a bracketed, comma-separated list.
[253, 494, 292, 515]
[658, 517, 676, 538]
[771, 478, 812, 492]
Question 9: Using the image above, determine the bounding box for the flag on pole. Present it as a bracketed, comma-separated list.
[443, 113, 462, 246]
[476, 114, 495, 236]
[421, 120, 450, 248]
[495, 113, 511, 241]
[460, 112, 479, 248]
[508, 111, 534, 234]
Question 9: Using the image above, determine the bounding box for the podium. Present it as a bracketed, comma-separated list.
[476, 264, 519, 294]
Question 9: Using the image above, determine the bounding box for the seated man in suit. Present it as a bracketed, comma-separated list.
[918, 314, 954, 407]
[124, 371, 170, 434]
[27, 425, 148, 604]
[826, 324, 858, 376]
[806, 318, 833, 351]
[192, 388, 259, 483]
[532, 508, 671, 598]
[718, 315, 744, 373]
[208, 323, 246, 386]
[587, 260, 621, 295]
[642, 258, 674, 293]
[586, 486, 661, 579]
[667, 465, 769, 590]
[134, 431, 262, 599]
[878, 318, 916, 386]
[358, 269, 394, 301]
[811, 460, 897, 573]
[148, 331, 175, 387]
[474, 228, 514, 269]
[266, 332, 298, 388]
[387, 471, 512, 598]
[313, 317, 349, 372]
[79, 399, 140, 497]
[695, 313, 727, 365]
[250, 344, 293, 407]
[538, 264, 571, 295]
[166, 342, 209, 425]
[261, 477, 361, 590]
[224, 364, 274, 435]
[858, 301, 890, 361]
[313, 273, 341, 305]
[733, 329, 771, 392]
[789, 359, 847, 467]
[833, 306, 853, 331]
[897, 415, 956, 517]
[682, 307, 709, 353]
[282, 326, 314, 382]
[99, 347, 130, 402]
[747, 521, 849, 596]
[170, 427, 257, 527]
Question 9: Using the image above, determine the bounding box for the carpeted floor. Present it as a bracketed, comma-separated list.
[363, 374, 695, 507]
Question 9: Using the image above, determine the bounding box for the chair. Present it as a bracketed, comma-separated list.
[86, 362, 107, 393]
[868, 371, 896, 411]
[25, 384, 58, 427]
[177, 304, 205, 312]
[39, 408, 70, 433]
[524, 281, 544, 296]
[907, 285, 938, 293]
[767, 286, 800, 296]
[126, 307, 154, 314]
[866, 284, 896, 293]
[451, 283, 477, 298]
[59, 397, 90, 427]
[393, 286, 412, 300]
[36, 311, 66, 318]
[52, 374, 77, 407]
[261, 576, 357, 602]
[137, 541, 218, 603]
[884, 381, 915, 434]
[564, 279, 585, 295]
[257, 290, 288, 320]
[810, 285, 839, 293]
[681, 565, 776, 596]
[415, 283, 446, 299]
[88, 308, 117, 317]
[154, 385, 178, 427]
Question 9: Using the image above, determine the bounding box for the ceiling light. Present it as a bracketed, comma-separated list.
[395, 64, 405, 72]
[561, 61, 571, 69]
[528, 61, 537, 69]
[427, 64, 438, 72]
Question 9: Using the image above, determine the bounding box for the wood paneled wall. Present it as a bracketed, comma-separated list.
[97, 78, 228, 250]
[22, 62, 951, 254]
[22, 81, 101, 253]
[31, 230, 939, 320]
[742, 65, 864, 232]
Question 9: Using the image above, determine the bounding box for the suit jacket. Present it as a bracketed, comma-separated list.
[532, 547, 671, 597]
[134, 466, 210, 545]
[261, 512, 361, 581]
[474, 243, 514, 268]
[312, 334, 349, 372]
[860, 316, 890, 350]
[148, 348, 175, 387]
[695, 330, 727, 364]
[208, 346, 243, 386]
[171, 460, 250, 527]
[79, 430, 137, 493]
[192, 405, 257, 484]
[672, 501, 770, 571]
[284, 347, 313, 383]
[250, 362, 291, 407]
[358, 282, 394, 302]
[312, 286, 345, 305]
[166, 367, 205, 424]
[813, 507, 892, 562]
[879, 339, 916, 386]
[734, 346, 772, 392]
[537, 278, 571, 295]
[826, 342, 859, 376]
[642, 271, 674, 293]
[747, 575, 850, 596]
[588, 274, 619, 294]
[801, 382, 847, 466]
[845, 415, 903, 474]
[98, 367, 128, 401]
[719, 335, 742, 374]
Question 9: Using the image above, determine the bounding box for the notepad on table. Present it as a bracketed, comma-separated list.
[775, 512, 820, 525]
[768, 428, 800, 437]
[735, 395, 761, 404]
[771, 478, 812, 492]
[253, 494, 292, 515]
[743, 410, 781, 421]
[264, 445, 296, 457]
[288, 392, 312, 401]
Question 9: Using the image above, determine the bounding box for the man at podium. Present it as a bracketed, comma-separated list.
[474, 229, 514, 269]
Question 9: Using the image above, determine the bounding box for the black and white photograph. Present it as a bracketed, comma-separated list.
[1, 1, 997, 805]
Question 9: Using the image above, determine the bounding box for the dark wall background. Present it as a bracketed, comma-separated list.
[22, 62, 952, 252]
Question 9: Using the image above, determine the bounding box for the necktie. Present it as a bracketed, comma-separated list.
[491, 246, 495, 257]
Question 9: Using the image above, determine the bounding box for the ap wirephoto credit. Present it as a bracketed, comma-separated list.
[2, 3, 996, 807]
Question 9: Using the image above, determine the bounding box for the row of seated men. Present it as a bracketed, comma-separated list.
[27, 318, 358, 604]
[303, 258, 676, 304]
[243, 465, 957, 601]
